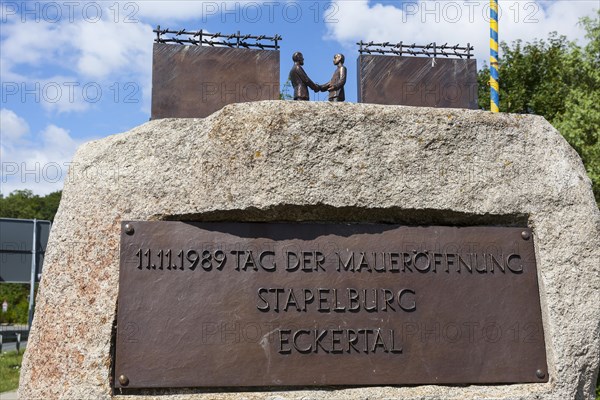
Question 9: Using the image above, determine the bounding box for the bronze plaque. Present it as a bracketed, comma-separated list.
[114, 222, 548, 389]
[357, 55, 478, 109]
[151, 43, 280, 119]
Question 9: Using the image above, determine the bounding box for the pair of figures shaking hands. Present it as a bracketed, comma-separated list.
[289, 52, 346, 102]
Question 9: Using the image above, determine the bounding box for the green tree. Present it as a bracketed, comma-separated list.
[478, 11, 600, 203]
[0, 190, 58, 325]
[553, 14, 600, 205]
[0, 284, 30, 324]
[280, 78, 293, 100]
[0, 190, 62, 221]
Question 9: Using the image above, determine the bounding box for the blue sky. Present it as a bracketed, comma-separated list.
[1, 0, 597, 195]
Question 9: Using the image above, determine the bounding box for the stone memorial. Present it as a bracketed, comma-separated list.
[19, 101, 599, 399]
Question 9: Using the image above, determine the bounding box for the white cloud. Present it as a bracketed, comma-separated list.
[0, 3, 153, 114]
[325, 0, 598, 65]
[39, 125, 79, 157]
[0, 0, 285, 115]
[134, 1, 223, 21]
[132, 0, 263, 22]
[1, 114, 85, 195]
[1, 19, 69, 66]
[0, 3, 152, 79]
[72, 18, 152, 80]
[0, 109, 30, 142]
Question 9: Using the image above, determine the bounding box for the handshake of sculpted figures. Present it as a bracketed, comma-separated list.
[289, 52, 346, 102]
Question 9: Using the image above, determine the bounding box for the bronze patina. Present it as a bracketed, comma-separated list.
[289, 52, 320, 101]
[114, 222, 548, 389]
[357, 41, 478, 109]
[151, 28, 281, 119]
[320, 53, 347, 102]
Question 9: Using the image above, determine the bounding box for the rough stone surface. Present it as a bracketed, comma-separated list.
[19, 101, 600, 399]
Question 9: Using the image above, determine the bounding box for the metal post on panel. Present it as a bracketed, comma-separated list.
[28, 219, 37, 329]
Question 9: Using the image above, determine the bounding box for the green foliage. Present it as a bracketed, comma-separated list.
[0, 190, 57, 325]
[553, 14, 600, 205]
[280, 78, 293, 100]
[0, 284, 30, 325]
[0, 190, 62, 221]
[478, 11, 600, 204]
[0, 350, 23, 393]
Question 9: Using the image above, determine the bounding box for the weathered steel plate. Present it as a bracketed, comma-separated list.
[114, 222, 548, 389]
[151, 43, 280, 119]
[357, 55, 478, 109]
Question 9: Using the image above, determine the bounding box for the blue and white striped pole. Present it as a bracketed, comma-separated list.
[490, 0, 500, 112]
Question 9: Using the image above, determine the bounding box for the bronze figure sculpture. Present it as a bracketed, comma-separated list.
[320, 53, 346, 102]
[289, 52, 320, 101]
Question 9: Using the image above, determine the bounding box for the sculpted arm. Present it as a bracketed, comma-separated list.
[329, 66, 347, 90]
[298, 67, 320, 92]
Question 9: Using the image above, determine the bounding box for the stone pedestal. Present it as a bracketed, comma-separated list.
[19, 101, 600, 399]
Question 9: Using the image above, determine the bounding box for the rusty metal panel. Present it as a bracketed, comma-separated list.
[114, 222, 547, 389]
[357, 55, 478, 109]
[151, 43, 280, 119]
